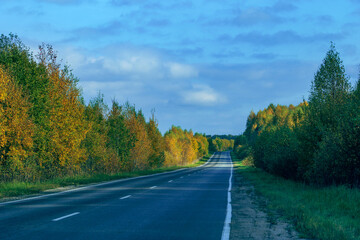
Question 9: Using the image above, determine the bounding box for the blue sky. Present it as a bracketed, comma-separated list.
[1, 0, 359, 134]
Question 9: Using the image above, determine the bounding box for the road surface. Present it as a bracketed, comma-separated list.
[0, 151, 233, 240]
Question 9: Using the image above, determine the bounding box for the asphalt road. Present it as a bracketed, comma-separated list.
[0, 151, 233, 240]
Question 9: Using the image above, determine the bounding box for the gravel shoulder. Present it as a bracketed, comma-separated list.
[230, 172, 309, 240]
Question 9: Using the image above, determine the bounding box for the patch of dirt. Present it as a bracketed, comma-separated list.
[230, 173, 309, 240]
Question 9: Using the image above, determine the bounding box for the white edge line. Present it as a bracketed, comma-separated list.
[150, 186, 157, 189]
[0, 153, 216, 206]
[120, 195, 131, 200]
[168, 180, 173, 183]
[52, 212, 80, 222]
[221, 151, 233, 240]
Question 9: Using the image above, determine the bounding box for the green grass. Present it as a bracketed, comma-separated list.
[0, 153, 213, 200]
[231, 152, 360, 240]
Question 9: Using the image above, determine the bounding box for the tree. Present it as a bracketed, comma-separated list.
[164, 131, 181, 167]
[36, 44, 89, 177]
[194, 133, 209, 157]
[107, 100, 134, 170]
[244, 110, 256, 144]
[0, 66, 34, 181]
[0, 34, 212, 183]
[82, 93, 110, 173]
[0, 34, 50, 124]
[309, 43, 350, 107]
[146, 111, 165, 168]
[0, 34, 51, 179]
[298, 43, 352, 182]
[164, 126, 207, 166]
[123, 103, 151, 170]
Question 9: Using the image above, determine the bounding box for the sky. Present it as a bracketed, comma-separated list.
[0, 0, 359, 135]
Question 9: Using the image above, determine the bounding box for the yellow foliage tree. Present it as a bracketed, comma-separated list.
[37, 45, 89, 177]
[194, 133, 209, 158]
[164, 133, 181, 166]
[0, 66, 34, 181]
[183, 130, 197, 164]
[164, 126, 207, 167]
[123, 103, 151, 170]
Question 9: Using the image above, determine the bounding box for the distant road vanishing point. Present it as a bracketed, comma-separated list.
[0, 152, 233, 240]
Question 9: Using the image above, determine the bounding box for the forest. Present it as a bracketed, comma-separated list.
[0, 34, 233, 183]
[235, 43, 360, 187]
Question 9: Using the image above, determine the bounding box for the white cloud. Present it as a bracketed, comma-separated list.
[166, 62, 198, 78]
[102, 51, 162, 76]
[58, 45, 199, 83]
[58, 47, 101, 71]
[100, 46, 198, 80]
[182, 84, 226, 106]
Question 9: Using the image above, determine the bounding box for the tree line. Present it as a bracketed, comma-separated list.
[235, 43, 360, 187]
[206, 134, 237, 140]
[0, 34, 211, 182]
[208, 137, 234, 152]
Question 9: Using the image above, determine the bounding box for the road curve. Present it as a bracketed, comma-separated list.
[0, 151, 233, 240]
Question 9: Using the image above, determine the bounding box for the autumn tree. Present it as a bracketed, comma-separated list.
[242, 102, 306, 179]
[0, 34, 50, 179]
[0, 66, 34, 181]
[194, 133, 208, 158]
[0, 34, 211, 183]
[0, 34, 50, 125]
[241, 43, 360, 185]
[35, 44, 89, 177]
[164, 130, 182, 166]
[164, 126, 208, 166]
[123, 103, 152, 170]
[183, 130, 197, 164]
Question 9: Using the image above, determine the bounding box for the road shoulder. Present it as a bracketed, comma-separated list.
[230, 167, 307, 240]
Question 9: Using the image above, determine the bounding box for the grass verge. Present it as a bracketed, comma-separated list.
[231, 152, 360, 240]
[0, 153, 213, 200]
